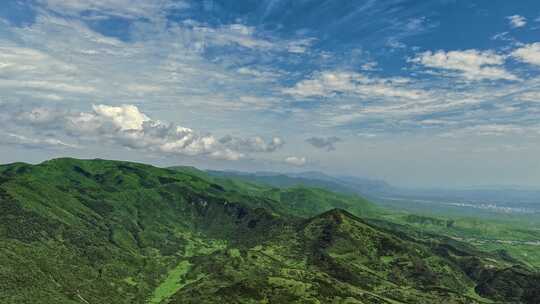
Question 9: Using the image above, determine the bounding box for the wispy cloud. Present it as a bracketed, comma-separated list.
[284, 156, 307, 166]
[191, 23, 277, 51]
[507, 15, 527, 28]
[38, 0, 187, 20]
[283, 71, 427, 100]
[0, 133, 80, 150]
[518, 91, 540, 102]
[287, 38, 316, 54]
[0, 46, 97, 96]
[439, 124, 539, 138]
[410, 49, 518, 81]
[0, 13, 294, 121]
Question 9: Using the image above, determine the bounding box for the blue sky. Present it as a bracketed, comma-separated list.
[1, 0, 540, 188]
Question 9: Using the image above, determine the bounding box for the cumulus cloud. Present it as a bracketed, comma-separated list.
[284, 156, 307, 166]
[512, 43, 540, 66]
[411, 49, 518, 81]
[283, 71, 427, 100]
[11, 104, 284, 161]
[507, 15, 527, 28]
[306, 136, 342, 151]
[91, 104, 150, 131]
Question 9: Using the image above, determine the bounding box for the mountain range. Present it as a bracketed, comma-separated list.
[1, 158, 539, 303]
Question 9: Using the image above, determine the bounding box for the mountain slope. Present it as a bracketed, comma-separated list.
[176, 168, 377, 218]
[206, 170, 359, 195]
[1, 158, 539, 304]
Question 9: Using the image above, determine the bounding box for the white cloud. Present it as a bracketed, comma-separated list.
[386, 39, 406, 49]
[0, 46, 74, 73]
[361, 61, 378, 71]
[0, 12, 315, 121]
[287, 38, 316, 54]
[0, 80, 96, 94]
[92, 104, 150, 131]
[10, 104, 284, 161]
[507, 15, 527, 28]
[219, 135, 284, 153]
[0, 11, 296, 131]
[305, 72, 540, 134]
[517, 91, 540, 102]
[0, 46, 97, 94]
[1, 0, 539, 170]
[512, 43, 540, 66]
[439, 124, 531, 138]
[468, 124, 526, 136]
[411, 49, 518, 81]
[39, 0, 187, 20]
[419, 119, 449, 126]
[188, 22, 315, 54]
[193, 23, 276, 50]
[0, 133, 79, 149]
[491, 31, 512, 42]
[357, 132, 377, 138]
[15, 107, 63, 124]
[236, 67, 282, 81]
[283, 71, 428, 100]
[284, 156, 307, 166]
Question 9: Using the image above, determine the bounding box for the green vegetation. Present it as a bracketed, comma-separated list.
[379, 211, 540, 268]
[171, 167, 377, 219]
[149, 260, 193, 304]
[0, 158, 539, 303]
[205, 170, 540, 270]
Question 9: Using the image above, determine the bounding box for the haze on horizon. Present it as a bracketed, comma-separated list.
[1, 0, 540, 189]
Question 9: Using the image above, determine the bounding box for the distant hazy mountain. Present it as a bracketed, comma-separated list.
[206, 169, 540, 219]
[206, 170, 396, 197]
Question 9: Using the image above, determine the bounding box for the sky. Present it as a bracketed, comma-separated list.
[1, 0, 540, 188]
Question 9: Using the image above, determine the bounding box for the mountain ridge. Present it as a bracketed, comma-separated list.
[1, 158, 539, 303]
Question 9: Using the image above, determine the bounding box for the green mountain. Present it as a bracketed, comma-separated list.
[171, 167, 377, 219]
[205, 170, 360, 196]
[1, 158, 539, 303]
